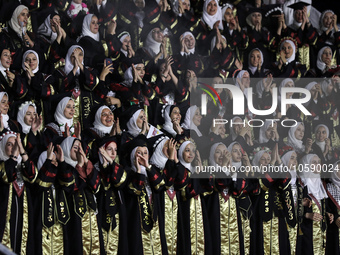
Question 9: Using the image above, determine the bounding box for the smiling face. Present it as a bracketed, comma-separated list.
[17, 8, 29, 27]
[70, 140, 81, 161]
[105, 142, 117, 160]
[294, 124, 304, 141]
[207, 0, 217, 16]
[170, 107, 181, 123]
[135, 146, 149, 164]
[288, 152, 298, 170]
[1, 49, 12, 69]
[231, 143, 242, 163]
[250, 50, 261, 67]
[152, 28, 164, 43]
[0, 95, 9, 115]
[192, 107, 202, 127]
[316, 126, 328, 142]
[90, 15, 99, 34]
[100, 108, 114, 127]
[25, 53, 38, 71]
[182, 143, 195, 163]
[63, 100, 75, 119]
[183, 34, 195, 50]
[321, 47, 332, 66]
[136, 110, 146, 129]
[259, 152, 271, 167]
[214, 144, 227, 166]
[24, 106, 36, 126]
[282, 42, 294, 59]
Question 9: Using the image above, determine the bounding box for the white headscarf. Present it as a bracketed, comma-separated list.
[314, 124, 329, 153]
[229, 116, 242, 141]
[60, 137, 79, 168]
[304, 81, 317, 107]
[210, 35, 226, 52]
[252, 149, 270, 167]
[227, 142, 242, 171]
[77, 14, 100, 42]
[234, 70, 250, 100]
[22, 50, 39, 74]
[178, 140, 194, 172]
[248, 48, 263, 75]
[319, 10, 335, 33]
[0, 92, 9, 129]
[64, 45, 84, 76]
[54, 97, 74, 133]
[299, 154, 328, 200]
[8, 5, 28, 40]
[291, 10, 302, 30]
[144, 29, 162, 58]
[130, 146, 148, 177]
[0, 49, 9, 79]
[331, 160, 340, 188]
[118, 31, 130, 57]
[181, 105, 202, 137]
[221, 3, 233, 21]
[321, 79, 332, 97]
[162, 105, 177, 137]
[287, 122, 305, 154]
[280, 39, 296, 63]
[0, 132, 17, 161]
[37, 151, 56, 171]
[202, 0, 223, 30]
[281, 150, 297, 185]
[127, 109, 143, 137]
[279, 78, 294, 97]
[123, 66, 134, 87]
[316, 46, 332, 72]
[93, 106, 113, 134]
[37, 14, 58, 44]
[209, 142, 226, 168]
[17, 101, 36, 134]
[258, 120, 275, 143]
[181, 31, 196, 55]
[150, 136, 170, 169]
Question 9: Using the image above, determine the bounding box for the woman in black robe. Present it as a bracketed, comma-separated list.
[60, 136, 102, 254]
[0, 131, 37, 254]
[34, 143, 74, 255]
[94, 135, 128, 255]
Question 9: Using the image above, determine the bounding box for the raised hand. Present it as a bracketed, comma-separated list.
[74, 121, 81, 139]
[56, 144, 64, 162]
[31, 115, 42, 135]
[100, 60, 113, 81]
[47, 142, 54, 160]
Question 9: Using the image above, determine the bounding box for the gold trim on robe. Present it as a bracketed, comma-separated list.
[1, 184, 12, 248]
[311, 202, 325, 255]
[102, 213, 119, 255]
[81, 208, 101, 254]
[189, 196, 204, 254]
[164, 192, 178, 255]
[42, 223, 64, 255]
[21, 188, 29, 254]
[262, 215, 279, 255]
